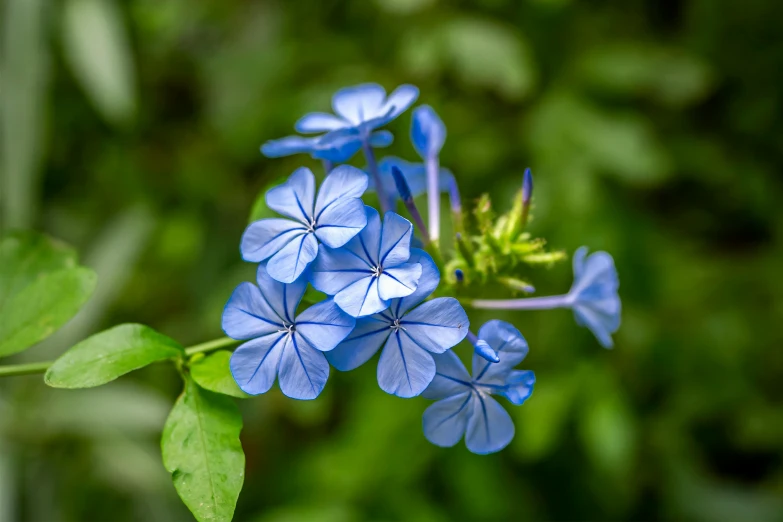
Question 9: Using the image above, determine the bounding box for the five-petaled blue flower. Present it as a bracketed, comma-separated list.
[422, 320, 535, 454]
[370, 156, 454, 208]
[223, 264, 355, 400]
[241, 165, 368, 283]
[566, 246, 621, 348]
[326, 250, 469, 397]
[295, 83, 419, 139]
[310, 206, 423, 317]
[261, 129, 394, 163]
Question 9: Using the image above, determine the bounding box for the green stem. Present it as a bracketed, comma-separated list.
[184, 337, 240, 357]
[0, 337, 240, 378]
[0, 361, 54, 377]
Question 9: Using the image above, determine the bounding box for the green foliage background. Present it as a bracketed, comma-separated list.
[1, 0, 782, 520]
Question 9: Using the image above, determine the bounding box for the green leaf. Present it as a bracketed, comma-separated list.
[190, 350, 249, 399]
[45, 323, 184, 388]
[0, 231, 98, 357]
[162, 378, 245, 522]
[248, 175, 287, 223]
[62, 0, 137, 126]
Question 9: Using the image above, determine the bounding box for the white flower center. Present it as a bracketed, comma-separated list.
[390, 319, 403, 332]
[371, 265, 383, 278]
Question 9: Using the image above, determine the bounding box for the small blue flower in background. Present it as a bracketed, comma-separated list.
[223, 264, 355, 400]
[295, 83, 419, 138]
[261, 129, 394, 163]
[241, 165, 368, 283]
[370, 156, 455, 208]
[566, 246, 621, 348]
[310, 206, 423, 317]
[326, 250, 469, 397]
[470, 246, 621, 348]
[422, 320, 534, 454]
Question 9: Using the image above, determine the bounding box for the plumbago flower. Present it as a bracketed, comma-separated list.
[222, 263, 355, 400]
[261, 129, 393, 164]
[326, 250, 469, 397]
[422, 320, 535, 454]
[241, 165, 368, 283]
[310, 206, 423, 317]
[470, 247, 621, 348]
[295, 83, 419, 139]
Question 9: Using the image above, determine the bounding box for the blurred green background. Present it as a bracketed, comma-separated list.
[1, 0, 782, 520]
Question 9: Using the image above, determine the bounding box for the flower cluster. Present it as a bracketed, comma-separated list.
[223, 83, 622, 454]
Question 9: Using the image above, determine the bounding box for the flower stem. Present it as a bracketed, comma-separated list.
[322, 159, 333, 174]
[184, 337, 240, 356]
[0, 337, 240, 378]
[0, 361, 54, 377]
[467, 294, 571, 310]
[362, 139, 389, 214]
[426, 155, 440, 245]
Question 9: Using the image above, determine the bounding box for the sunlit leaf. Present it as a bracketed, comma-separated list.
[45, 324, 183, 388]
[162, 378, 245, 522]
[190, 350, 249, 399]
[62, 0, 137, 125]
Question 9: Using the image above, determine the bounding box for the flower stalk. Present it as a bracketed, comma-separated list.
[362, 139, 390, 214]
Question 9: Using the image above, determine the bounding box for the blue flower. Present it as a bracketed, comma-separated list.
[411, 105, 446, 160]
[326, 250, 469, 397]
[422, 320, 535, 454]
[566, 246, 621, 348]
[223, 264, 355, 400]
[310, 206, 423, 317]
[261, 129, 394, 163]
[369, 156, 455, 207]
[241, 165, 368, 283]
[295, 83, 419, 137]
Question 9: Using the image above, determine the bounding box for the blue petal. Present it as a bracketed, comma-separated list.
[377, 263, 421, 301]
[380, 212, 413, 266]
[295, 299, 356, 352]
[255, 263, 308, 323]
[266, 167, 315, 223]
[266, 232, 319, 284]
[315, 197, 368, 248]
[503, 370, 535, 405]
[334, 276, 388, 317]
[294, 112, 348, 133]
[377, 330, 436, 398]
[229, 333, 286, 395]
[422, 351, 472, 400]
[422, 392, 472, 448]
[472, 320, 529, 385]
[240, 218, 307, 263]
[314, 165, 369, 220]
[222, 282, 284, 340]
[331, 83, 386, 125]
[400, 297, 469, 354]
[357, 206, 382, 265]
[573, 307, 617, 348]
[573, 245, 588, 280]
[309, 243, 372, 296]
[311, 129, 364, 163]
[375, 84, 419, 126]
[278, 334, 330, 400]
[465, 393, 515, 454]
[369, 130, 394, 148]
[473, 340, 500, 363]
[261, 135, 319, 158]
[326, 315, 391, 371]
[391, 249, 439, 316]
[411, 105, 446, 159]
